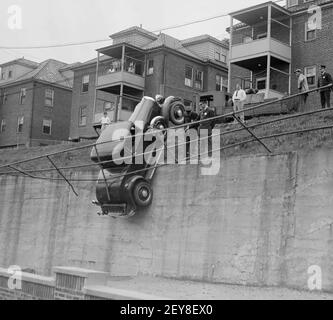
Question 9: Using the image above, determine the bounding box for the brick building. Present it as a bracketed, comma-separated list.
[0, 58, 73, 148]
[228, 0, 333, 107]
[69, 27, 229, 140]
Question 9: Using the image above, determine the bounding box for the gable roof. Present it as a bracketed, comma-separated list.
[0, 58, 39, 69]
[181, 35, 229, 49]
[110, 26, 158, 41]
[0, 59, 72, 88]
[143, 33, 202, 59]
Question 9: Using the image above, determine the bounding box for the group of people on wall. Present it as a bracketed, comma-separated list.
[99, 64, 333, 134]
[296, 65, 333, 110]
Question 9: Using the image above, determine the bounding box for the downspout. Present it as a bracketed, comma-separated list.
[162, 49, 167, 96]
[29, 82, 36, 147]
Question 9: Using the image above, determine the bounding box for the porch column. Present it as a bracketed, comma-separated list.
[117, 84, 124, 123]
[266, 54, 271, 99]
[267, 4, 272, 39]
[289, 16, 292, 46]
[228, 15, 233, 92]
[288, 63, 292, 95]
[266, 4, 272, 99]
[93, 52, 100, 121]
[121, 44, 125, 72]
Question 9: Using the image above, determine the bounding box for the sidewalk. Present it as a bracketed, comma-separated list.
[107, 276, 333, 300]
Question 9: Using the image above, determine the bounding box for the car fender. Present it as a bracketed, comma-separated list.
[123, 175, 146, 205]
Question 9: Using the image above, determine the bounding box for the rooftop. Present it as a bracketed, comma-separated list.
[181, 34, 229, 49]
[0, 59, 73, 88]
[110, 26, 158, 41]
[0, 57, 39, 69]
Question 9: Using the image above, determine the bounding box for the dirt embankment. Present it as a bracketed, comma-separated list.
[0, 110, 333, 173]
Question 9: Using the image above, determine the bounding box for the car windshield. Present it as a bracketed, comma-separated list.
[129, 97, 158, 123]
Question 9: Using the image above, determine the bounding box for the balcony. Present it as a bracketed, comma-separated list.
[96, 44, 146, 91]
[228, 2, 292, 97]
[97, 57, 145, 90]
[230, 37, 291, 63]
[229, 2, 291, 63]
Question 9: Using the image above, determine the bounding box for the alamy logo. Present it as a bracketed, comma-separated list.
[8, 5, 22, 30]
[307, 265, 322, 291]
[307, 5, 322, 31]
[7, 265, 22, 290]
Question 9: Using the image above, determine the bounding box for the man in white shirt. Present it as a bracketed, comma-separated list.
[232, 84, 247, 123]
[101, 112, 111, 132]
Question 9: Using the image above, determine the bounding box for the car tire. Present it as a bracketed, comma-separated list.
[169, 102, 185, 125]
[132, 179, 153, 208]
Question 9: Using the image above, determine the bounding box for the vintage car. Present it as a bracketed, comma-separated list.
[91, 96, 186, 217]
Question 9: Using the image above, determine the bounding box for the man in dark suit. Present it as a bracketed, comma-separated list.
[198, 101, 216, 158]
[318, 65, 333, 109]
[199, 101, 216, 130]
[184, 105, 199, 130]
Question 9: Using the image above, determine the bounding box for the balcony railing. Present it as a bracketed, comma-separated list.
[230, 37, 291, 63]
[97, 56, 145, 89]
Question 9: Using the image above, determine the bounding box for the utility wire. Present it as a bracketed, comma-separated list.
[0, 0, 286, 50]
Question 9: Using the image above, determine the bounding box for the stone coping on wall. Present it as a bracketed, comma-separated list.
[0, 267, 55, 287]
[84, 285, 168, 300]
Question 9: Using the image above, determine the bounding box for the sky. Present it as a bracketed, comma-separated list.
[0, 0, 286, 65]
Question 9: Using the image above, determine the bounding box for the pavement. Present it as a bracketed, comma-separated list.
[107, 276, 333, 300]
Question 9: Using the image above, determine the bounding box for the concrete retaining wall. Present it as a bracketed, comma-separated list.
[0, 149, 333, 292]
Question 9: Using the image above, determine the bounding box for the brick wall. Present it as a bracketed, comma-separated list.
[0, 266, 161, 300]
[31, 82, 72, 144]
[0, 81, 34, 147]
[69, 66, 97, 139]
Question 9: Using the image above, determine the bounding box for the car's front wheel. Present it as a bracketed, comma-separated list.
[169, 102, 185, 125]
[132, 180, 153, 208]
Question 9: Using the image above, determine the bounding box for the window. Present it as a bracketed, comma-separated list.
[305, 22, 316, 41]
[216, 75, 228, 92]
[8, 70, 12, 79]
[17, 116, 24, 133]
[215, 51, 227, 63]
[45, 89, 54, 107]
[147, 59, 154, 75]
[79, 106, 87, 126]
[82, 75, 89, 93]
[1, 72, 4, 80]
[194, 71, 203, 90]
[19, 88, 26, 105]
[305, 66, 317, 86]
[42, 119, 52, 135]
[287, 0, 298, 7]
[0, 119, 6, 133]
[185, 65, 193, 87]
[256, 77, 267, 90]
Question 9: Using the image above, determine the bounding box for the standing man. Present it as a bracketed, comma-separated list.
[100, 111, 111, 132]
[198, 101, 215, 158]
[232, 84, 247, 123]
[184, 104, 199, 130]
[198, 101, 215, 131]
[295, 69, 309, 111]
[317, 65, 333, 109]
